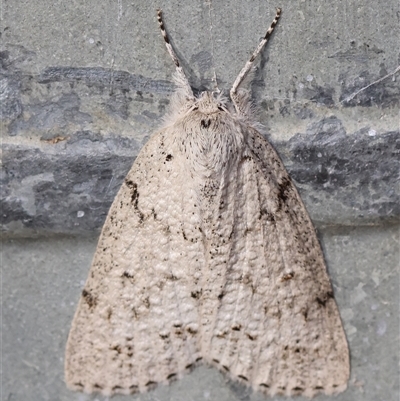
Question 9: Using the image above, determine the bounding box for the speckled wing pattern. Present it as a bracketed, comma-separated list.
[202, 126, 350, 397]
[65, 7, 349, 398]
[65, 129, 207, 395]
[65, 115, 349, 397]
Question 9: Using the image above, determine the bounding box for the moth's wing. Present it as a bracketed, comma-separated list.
[65, 128, 205, 396]
[205, 128, 350, 397]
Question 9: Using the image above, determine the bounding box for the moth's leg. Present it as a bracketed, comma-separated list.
[157, 9, 194, 98]
[230, 8, 282, 115]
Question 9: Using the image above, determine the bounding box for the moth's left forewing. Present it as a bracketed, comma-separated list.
[206, 125, 349, 397]
[249, 127, 349, 394]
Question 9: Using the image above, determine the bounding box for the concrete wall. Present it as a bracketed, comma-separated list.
[2, 0, 399, 400]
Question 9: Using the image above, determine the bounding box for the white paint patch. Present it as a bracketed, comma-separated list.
[8, 173, 54, 216]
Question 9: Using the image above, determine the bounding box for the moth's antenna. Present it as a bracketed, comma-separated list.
[230, 8, 282, 113]
[207, 0, 220, 93]
[157, 9, 194, 98]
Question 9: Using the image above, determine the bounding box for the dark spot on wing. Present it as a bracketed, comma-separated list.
[122, 271, 134, 279]
[167, 373, 177, 380]
[168, 273, 179, 281]
[191, 290, 202, 299]
[241, 155, 252, 162]
[111, 345, 122, 354]
[124, 180, 144, 222]
[277, 176, 292, 210]
[129, 384, 139, 392]
[260, 209, 275, 222]
[112, 385, 123, 390]
[238, 375, 248, 381]
[316, 291, 334, 307]
[82, 289, 97, 309]
[246, 333, 256, 341]
[166, 154, 173, 161]
[186, 326, 198, 334]
[145, 381, 157, 390]
[281, 272, 295, 281]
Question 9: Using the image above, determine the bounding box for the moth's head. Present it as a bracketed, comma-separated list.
[194, 91, 228, 115]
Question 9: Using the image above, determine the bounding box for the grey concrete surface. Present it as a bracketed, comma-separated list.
[2, 0, 399, 236]
[2, 0, 400, 400]
[3, 126, 399, 237]
[3, 225, 399, 401]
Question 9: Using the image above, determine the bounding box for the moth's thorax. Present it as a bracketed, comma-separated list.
[174, 95, 245, 179]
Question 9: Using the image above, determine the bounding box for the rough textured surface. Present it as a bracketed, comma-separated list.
[2, 126, 399, 237]
[2, 0, 399, 399]
[65, 86, 349, 396]
[3, 226, 399, 400]
[2, 0, 399, 237]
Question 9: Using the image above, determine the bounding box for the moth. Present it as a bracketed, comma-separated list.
[65, 8, 350, 397]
